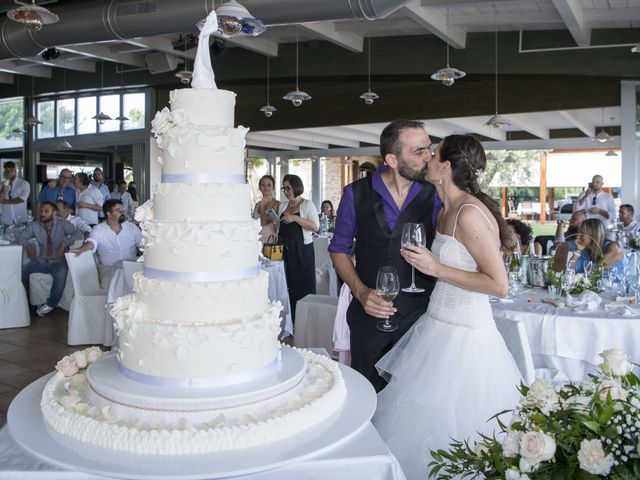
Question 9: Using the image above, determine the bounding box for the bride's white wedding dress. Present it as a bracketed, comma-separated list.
[373, 204, 522, 480]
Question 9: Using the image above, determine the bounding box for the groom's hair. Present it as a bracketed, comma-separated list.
[380, 120, 425, 159]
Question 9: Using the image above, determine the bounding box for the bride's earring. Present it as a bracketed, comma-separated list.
[438, 175, 442, 185]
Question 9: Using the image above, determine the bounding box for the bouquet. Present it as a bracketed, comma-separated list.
[429, 349, 640, 479]
[565, 273, 603, 297]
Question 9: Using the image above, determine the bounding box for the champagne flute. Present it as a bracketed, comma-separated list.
[583, 260, 594, 278]
[376, 266, 400, 332]
[401, 223, 426, 293]
[561, 270, 576, 295]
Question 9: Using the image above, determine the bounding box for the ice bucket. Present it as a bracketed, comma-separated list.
[527, 255, 552, 287]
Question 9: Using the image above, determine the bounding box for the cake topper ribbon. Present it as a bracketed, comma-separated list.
[191, 10, 218, 89]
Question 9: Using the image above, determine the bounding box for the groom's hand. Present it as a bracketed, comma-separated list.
[357, 287, 397, 319]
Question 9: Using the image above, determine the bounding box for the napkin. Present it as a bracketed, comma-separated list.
[604, 302, 638, 317]
[542, 297, 565, 308]
[566, 290, 602, 312]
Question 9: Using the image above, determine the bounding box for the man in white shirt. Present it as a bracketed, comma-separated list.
[92, 168, 111, 221]
[575, 174, 616, 225]
[0, 161, 31, 225]
[74, 172, 104, 226]
[619, 204, 640, 238]
[56, 200, 91, 238]
[109, 180, 135, 220]
[71, 199, 142, 266]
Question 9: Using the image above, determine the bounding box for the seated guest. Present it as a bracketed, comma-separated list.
[38, 169, 76, 210]
[56, 200, 91, 238]
[71, 199, 142, 267]
[0, 161, 30, 226]
[555, 209, 586, 250]
[91, 168, 111, 221]
[572, 218, 625, 273]
[506, 218, 540, 255]
[74, 172, 104, 227]
[18, 201, 83, 316]
[619, 204, 640, 238]
[127, 181, 139, 209]
[110, 180, 135, 220]
[320, 200, 336, 232]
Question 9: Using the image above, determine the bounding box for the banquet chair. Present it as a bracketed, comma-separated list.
[494, 316, 535, 386]
[29, 272, 74, 311]
[122, 260, 143, 291]
[294, 294, 339, 357]
[0, 245, 30, 329]
[64, 252, 110, 346]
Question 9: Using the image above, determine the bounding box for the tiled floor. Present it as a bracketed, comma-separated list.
[0, 308, 81, 428]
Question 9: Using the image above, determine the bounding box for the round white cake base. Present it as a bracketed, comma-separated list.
[8, 364, 375, 480]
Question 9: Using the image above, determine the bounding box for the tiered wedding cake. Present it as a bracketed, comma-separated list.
[40, 12, 346, 455]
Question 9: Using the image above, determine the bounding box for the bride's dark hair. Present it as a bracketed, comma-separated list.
[439, 134, 512, 252]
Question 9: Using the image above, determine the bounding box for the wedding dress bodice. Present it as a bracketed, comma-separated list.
[427, 231, 494, 329]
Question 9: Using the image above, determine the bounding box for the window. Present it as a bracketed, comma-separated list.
[0, 97, 24, 149]
[36, 100, 54, 138]
[77, 96, 97, 135]
[123, 92, 145, 130]
[99, 94, 120, 133]
[56, 98, 75, 136]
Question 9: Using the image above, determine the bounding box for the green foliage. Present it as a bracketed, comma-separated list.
[0, 99, 24, 139]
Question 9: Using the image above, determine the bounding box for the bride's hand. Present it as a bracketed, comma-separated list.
[401, 245, 439, 277]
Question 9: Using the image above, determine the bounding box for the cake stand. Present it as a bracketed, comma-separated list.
[7, 364, 376, 479]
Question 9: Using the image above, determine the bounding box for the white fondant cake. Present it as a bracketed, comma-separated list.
[40, 13, 346, 454]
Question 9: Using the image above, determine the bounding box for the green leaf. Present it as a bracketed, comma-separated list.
[575, 470, 600, 480]
[598, 404, 614, 425]
[581, 420, 600, 434]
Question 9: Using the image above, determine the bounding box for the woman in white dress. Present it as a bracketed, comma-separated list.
[373, 134, 522, 480]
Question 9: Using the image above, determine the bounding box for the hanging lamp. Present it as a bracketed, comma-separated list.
[431, 3, 466, 86]
[216, 1, 265, 38]
[359, 36, 379, 104]
[259, 56, 277, 117]
[484, 16, 510, 128]
[7, 0, 59, 31]
[92, 61, 112, 124]
[283, 30, 311, 107]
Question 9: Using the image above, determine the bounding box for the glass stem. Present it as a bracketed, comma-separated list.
[411, 265, 416, 288]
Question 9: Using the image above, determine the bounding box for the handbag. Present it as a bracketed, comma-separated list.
[262, 235, 284, 261]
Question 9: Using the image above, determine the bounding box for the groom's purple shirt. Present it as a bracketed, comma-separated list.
[328, 165, 443, 255]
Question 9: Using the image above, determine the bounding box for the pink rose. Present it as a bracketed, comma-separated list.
[55, 355, 79, 377]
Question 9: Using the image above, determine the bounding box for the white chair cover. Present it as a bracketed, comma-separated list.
[28, 272, 74, 311]
[122, 260, 143, 291]
[494, 315, 535, 386]
[64, 252, 110, 346]
[0, 245, 30, 329]
[332, 283, 352, 365]
[294, 294, 339, 356]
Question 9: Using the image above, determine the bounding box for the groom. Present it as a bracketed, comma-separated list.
[329, 120, 440, 391]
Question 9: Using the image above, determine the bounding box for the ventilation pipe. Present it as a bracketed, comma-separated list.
[0, 0, 409, 60]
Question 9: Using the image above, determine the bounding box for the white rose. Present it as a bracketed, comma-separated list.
[519, 431, 556, 470]
[598, 379, 628, 402]
[59, 393, 82, 410]
[74, 402, 90, 415]
[72, 350, 88, 368]
[599, 349, 632, 377]
[506, 469, 530, 480]
[502, 430, 522, 458]
[69, 373, 87, 387]
[150, 107, 171, 136]
[55, 355, 79, 377]
[577, 439, 614, 476]
[85, 346, 103, 363]
[521, 379, 559, 415]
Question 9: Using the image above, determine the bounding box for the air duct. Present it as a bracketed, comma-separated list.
[0, 0, 409, 60]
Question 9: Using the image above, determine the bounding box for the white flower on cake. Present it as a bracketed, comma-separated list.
[230, 127, 249, 147]
[518, 431, 556, 472]
[74, 402, 90, 415]
[56, 355, 79, 377]
[134, 200, 154, 222]
[72, 350, 89, 368]
[69, 373, 87, 388]
[599, 348, 632, 377]
[577, 439, 614, 476]
[176, 346, 192, 360]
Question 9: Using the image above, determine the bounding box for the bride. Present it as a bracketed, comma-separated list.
[372, 134, 522, 480]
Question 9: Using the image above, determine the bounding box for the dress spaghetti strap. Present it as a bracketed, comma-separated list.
[452, 203, 494, 238]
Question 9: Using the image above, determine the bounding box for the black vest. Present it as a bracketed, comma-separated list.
[352, 175, 437, 319]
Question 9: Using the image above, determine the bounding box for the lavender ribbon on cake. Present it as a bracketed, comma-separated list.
[191, 10, 218, 89]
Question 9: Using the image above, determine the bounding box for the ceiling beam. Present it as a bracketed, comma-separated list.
[0, 61, 51, 78]
[245, 135, 300, 151]
[223, 35, 279, 57]
[58, 44, 147, 68]
[301, 126, 379, 146]
[584, 7, 640, 22]
[299, 22, 363, 53]
[450, 11, 561, 27]
[557, 110, 594, 138]
[439, 117, 507, 141]
[502, 114, 550, 140]
[0, 72, 13, 84]
[123, 37, 196, 60]
[274, 129, 361, 148]
[248, 131, 329, 149]
[551, 0, 590, 47]
[23, 56, 96, 73]
[400, 0, 466, 49]
[421, 120, 453, 140]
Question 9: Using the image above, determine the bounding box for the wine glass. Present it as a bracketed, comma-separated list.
[561, 270, 576, 295]
[583, 260, 594, 279]
[401, 223, 426, 293]
[376, 266, 400, 332]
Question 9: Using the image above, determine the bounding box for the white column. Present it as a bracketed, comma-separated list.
[620, 81, 640, 210]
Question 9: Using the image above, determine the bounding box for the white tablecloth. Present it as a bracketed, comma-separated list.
[313, 236, 338, 297]
[294, 294, 339, 355]
[261, 258, 294, 338]
[0, 423, 404, 480]
[491, 289, 640, 382]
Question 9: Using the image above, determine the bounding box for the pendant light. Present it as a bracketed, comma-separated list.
[174, 35, 193, 85]
[283, 30, 311, 107]
[92, 61, 112, 124]
[25, 77, 42, 127]
[259, 56, 277, 117]
[359, 36, 379, 104]
[593, 108, 611, 143]
[114, 67, 129, 125]
[431, 3, 466, 86]
[484, 11, 510, 128]
[216, 1, 265, 38]
[8, 0, 59, 31]
[604, 117, 618, 156]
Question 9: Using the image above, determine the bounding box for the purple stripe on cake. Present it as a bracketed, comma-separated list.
[162, 173, 245, 184]
[143, 265, 260, 282]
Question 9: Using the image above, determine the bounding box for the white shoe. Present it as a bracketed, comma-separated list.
[36, 304, 54, 316]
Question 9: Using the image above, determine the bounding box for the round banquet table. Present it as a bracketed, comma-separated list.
[491, 288, 640, 383]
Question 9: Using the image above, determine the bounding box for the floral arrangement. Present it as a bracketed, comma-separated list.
[565, 272, 603, 297]
[628, 235, 640, 251]
[429, 349, 640, 479]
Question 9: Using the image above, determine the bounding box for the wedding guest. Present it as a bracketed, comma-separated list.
[110, 180, 135, 220]
[0, 161, 30, 225]
[572, 218, 625, 273]
[619, 204, 640, 237]
[128, 181, 139, 209]
[278, 174, 319, 322]
[506, 218, 540, 255]
[555, 209, 586, 250]
[575, 174, 616, 225]
[38, 169, 76, 211]
[253, 174, 280, 243]
[18, 201, 83, 316]
[71, 199, 142, 267]
[56, 200, 91, 238]
[92, 168, 111, 221]
[329, 119, 439, 391]
[320, 200, 336, 232]
[74, 172, 104, 227]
